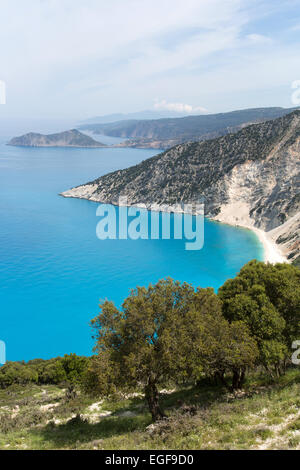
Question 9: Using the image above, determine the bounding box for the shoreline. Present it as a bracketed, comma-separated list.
[212, 217, 287, 264]
[61, 191, 287, 264]
[250, 226, 287, 264]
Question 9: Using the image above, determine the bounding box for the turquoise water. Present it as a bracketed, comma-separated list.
[0, 139, 263, 361]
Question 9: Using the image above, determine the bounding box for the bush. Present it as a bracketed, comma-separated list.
[0, 354, 90, 389]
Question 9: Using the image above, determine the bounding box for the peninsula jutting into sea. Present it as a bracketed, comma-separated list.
[7, 129, 106, 148]
[79, 106, 300, 149]
[8, 106, 300, 265]
[62, 110, 300, 266]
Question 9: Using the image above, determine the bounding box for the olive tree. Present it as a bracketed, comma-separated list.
[89, 278, 200, 421]
[218, 260, 300, 375]
[190, 289, 258, 390]
[87, 279, 258, 419]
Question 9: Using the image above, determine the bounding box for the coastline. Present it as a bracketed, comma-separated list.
[61, 190, 287, 264]
[246, 225, 287, 264]
[212, 216, 287, 264]
[211, 200, 288, 264]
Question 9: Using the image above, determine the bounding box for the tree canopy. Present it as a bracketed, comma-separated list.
[88, 278, 258, 420]
[218, 260, 300, 375]
[1, 261, 298, 423]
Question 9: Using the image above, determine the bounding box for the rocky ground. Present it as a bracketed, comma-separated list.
[1, 370, 300, 450]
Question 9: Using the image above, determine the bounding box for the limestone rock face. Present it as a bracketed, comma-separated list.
[62, 111, 300, 263]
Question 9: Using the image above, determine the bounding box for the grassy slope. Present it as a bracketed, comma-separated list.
[1, 369, 300, 450]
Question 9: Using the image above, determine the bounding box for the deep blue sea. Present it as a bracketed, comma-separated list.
[0, 138, 263, 362]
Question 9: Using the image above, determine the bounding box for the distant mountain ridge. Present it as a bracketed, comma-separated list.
[80, 109, 192, 124]
[8, 129, 105, 148]
[63, 111, 300, 264]
[80, 107, 299, 149]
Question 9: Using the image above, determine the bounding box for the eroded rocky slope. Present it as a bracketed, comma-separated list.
[62, 111, 300, 263]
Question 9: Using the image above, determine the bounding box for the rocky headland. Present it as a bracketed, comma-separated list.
[62, 111, 300, 265]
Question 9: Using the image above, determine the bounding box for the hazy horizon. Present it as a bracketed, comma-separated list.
[0, 104, 299, 139]
[0, 0, 300, 129]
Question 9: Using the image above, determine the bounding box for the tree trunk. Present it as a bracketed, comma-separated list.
[231, 368, 246, 391]
[238, 368, 245, 388]
[66, 383, 77, 401]
[145, 378, 166, 422]
[231, 370, 240, 391]
[216, 371, 230, 390]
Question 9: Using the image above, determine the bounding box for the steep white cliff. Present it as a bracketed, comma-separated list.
[62, 111, 300, 264]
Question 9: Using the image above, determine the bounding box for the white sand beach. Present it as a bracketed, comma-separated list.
[212, 201, 287, 264]
[249, 226, 287, 264]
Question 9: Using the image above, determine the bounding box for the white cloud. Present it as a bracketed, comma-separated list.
[246, 33, 272, 44]
[154, 100, 207, 114]
[0, 0, 248, 117]
[290, 23, 300, 31]
[0, 0, 299, 118]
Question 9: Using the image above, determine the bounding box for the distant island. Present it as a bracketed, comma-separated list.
[9, 107, 299, 151]
[7, 129, 106, 148]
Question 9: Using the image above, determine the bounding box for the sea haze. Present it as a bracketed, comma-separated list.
[0, 140, 263, 361]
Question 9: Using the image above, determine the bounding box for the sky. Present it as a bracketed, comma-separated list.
[0, 0, 300, 127]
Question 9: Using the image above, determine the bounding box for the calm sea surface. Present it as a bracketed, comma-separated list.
[0, 138, 263, 361]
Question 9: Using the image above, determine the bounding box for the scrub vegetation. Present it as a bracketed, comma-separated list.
[0, 260, 299, 450]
